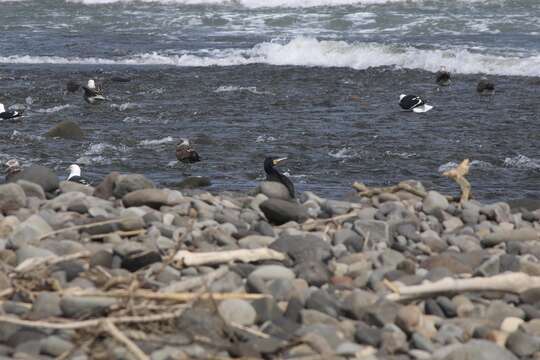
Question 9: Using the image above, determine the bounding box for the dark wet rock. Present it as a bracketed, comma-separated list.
[112, 174, 155, 198]
[120, 250, 162, 272]
[425, 298, 446, 317]
[7, 165, 59, 193]
[362, 301, 400, 327]
[436, 296, 458, 318]
[175, 307, 229, 347]
[176, 176, 212, 189]
[295, 260, 330, 287]
[270, 234, 331, 263]
[60, 296, 118, 318]
[94, 171, 120, 200]
[304, 289, 340, 318]
[46, 120, 85, 140]
[355, 321, 382, 347]
[0, 183, 26, 213]
[251, 298, 282, 324]
[89, 250, 114, 268]
[259, 199, 309, 225]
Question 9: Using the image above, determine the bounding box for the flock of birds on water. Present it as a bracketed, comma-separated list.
[0, 66, 496, 199]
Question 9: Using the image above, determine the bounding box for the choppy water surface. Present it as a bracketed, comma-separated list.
[1, 0, 539, 200]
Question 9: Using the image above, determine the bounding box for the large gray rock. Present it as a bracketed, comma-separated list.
[260, 199, 309, 225]
[94, 171, 120, 200]
[423, 191, 449, 214]
[505, 330, 540, 357]
[16, 180, 45, 200]
[249, 265, 295, 281]
[122, 188, 183, 209]
[60, 296, 118, 318]
[481, 228, 539, 247]
[59, 181, 94, 196]
[7, 165, 59, 193]
[354, 220, 390, 244]
[0, 183, 26, 213]
[258, 181, 291, 200]
[46, 120, 84, 140]
[217, 299, 257, 326]
[9, 214, 53, 248]
[439, 340, 517, 360]
[113, 174, 155, 198]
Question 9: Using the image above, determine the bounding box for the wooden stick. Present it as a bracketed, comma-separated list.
[173, 248, 285, 267]
[89, 229, 145, 240]
[162, 266, 229, 293]
[386, 272, 540, 301]
[102, 320, 149, 360]
[0, 306, 187, 330]
[15, 251, 90, 273]
[352, 181, 427, 199]
[37, 217, 137, 241]
[64, 289, 268, 302]
[442, 159, 471, 203]
[301, 211, 360, 230]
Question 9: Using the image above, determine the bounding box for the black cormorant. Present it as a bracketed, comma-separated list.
[264, 156, 295, 199]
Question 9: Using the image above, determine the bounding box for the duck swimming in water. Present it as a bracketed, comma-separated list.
[0, 103, 23, 120]
[399, 94, 433, 113]
[435, 66, 451, 87]
[477, 76, 495, 96]
[176, 138, 200, 163]
[264, 156, 295, 199]
[82, 79, 107, 104]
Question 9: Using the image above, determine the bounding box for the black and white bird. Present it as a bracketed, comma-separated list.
[82, 79, 107, 104]
[399, 94, 433, 113]
[175, 138, 200, 163]
[264, 156, 295, 199]
[477, 76, 495, 95]
[435, 66, 451, 86]
[0, 103, 23, 120]
[4, 159, 22, 181]
[66, 164, 89, 185]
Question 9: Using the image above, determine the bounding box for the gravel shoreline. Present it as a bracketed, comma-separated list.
[0, 172, 539, 359]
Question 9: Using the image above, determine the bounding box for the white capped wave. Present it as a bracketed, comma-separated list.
[2, 37, 539, 76]
[329, 147, 358, 159]
[503, 154, 540, 170]
[138, 136, 174, 146]
[255, 134, 277, 143]
[111, 102, 138, 111]
[66, 0, 428, 8]
[215, 85, 271, 95]
[37, 104, 72, 113]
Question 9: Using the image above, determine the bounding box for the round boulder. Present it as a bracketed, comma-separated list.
[46, 120, 85, 140]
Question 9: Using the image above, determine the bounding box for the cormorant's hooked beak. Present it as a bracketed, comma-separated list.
[272, 157, 287, 165]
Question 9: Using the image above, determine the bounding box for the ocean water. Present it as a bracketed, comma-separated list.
[0, 0, 539, 200]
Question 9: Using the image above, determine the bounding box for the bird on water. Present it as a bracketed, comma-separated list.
[477, 76, 495, 95]
[435, 66, 451, 87]
[0, 103, 23, 120]
[82, 79, 107, 104]
[399, 94, 433, 113]
[264, 156, 295, 199]
[176, 138, 200, 163]
[66, 164, 89, 185]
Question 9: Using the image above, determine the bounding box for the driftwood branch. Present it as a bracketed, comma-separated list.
[0, 306, 187, 329]
[64, 289, 267, 302]
[162, 266, 229, 293]
[38, 217, 137, 241]
[102, 320, 149, 360]
[301, 210, 360, 231]
[173, 248, 285, 267]
[443, 159, 471, 203]
[15, 251, 91, 273]
[89, 229, 145, 240]
[386, 272, 540, 301]
[352, 181, 427, 199]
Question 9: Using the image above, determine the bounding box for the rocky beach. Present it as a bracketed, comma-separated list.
[0, 168, 540, 360]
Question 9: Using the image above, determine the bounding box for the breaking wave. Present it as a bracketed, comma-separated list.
[1, 37, 538, 76]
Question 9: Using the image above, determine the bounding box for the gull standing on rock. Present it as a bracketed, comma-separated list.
[82, 79, 107, 104]
[176, 138, 200, 163]
[66, 164, 89, 185]
[0, 103, 23, 120]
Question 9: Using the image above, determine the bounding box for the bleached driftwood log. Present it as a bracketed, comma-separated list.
[352, 181, 427, 199]
[173, 248, 285, 267]
[442, 158, 471, 203]
[386, 272, 540, 302]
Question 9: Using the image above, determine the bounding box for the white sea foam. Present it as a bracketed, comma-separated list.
[76, 143, 129, 165]
[503, 154, 540, 169]
[1, 37, 538, 76]
[385, 150, 417, 159]
[138, 136, 174, 146]
[36, 104, 72, 113]
[215, 85, 272, 95]
[329, 147, 357, 159]
[111, 102, 138, 111]
[255, 135, 277, 143]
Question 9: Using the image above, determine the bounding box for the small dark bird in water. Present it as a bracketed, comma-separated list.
[175, 138, 200, 163]
[66, 164, 89, 185]
[66, 80, 81, 93]
[0, 103, 23, 120]
[399, 94, 433, 113]
[477, 76, 495, 95]
[82, 79, 107, 104]
[435, 66, 451, 86]
[264, 156, 295, 199]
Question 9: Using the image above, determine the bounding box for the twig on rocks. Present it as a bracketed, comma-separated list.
[89, 229, 145, 240]
[102, 319, 149, 360]
[301, 211, 360, 231]
[37, 217, 138, 241]
[230, 322, 270, 339]
[385, 272, 540, 302]
[162, 266, 229, 292]
[0, 306, 188, 329]
[64, 289, 267, 302]
[172, 248, 285, 267]
[352, 181, 427, 199]
[14, 251, 91, 273]
[442, 159, 471, 203]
